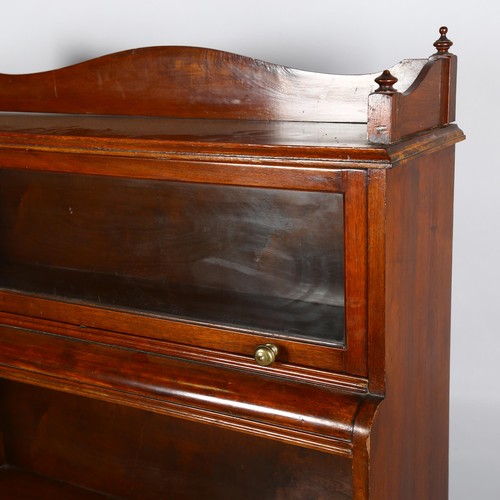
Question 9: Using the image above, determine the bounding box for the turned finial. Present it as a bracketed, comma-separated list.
[374, 70, 398, 93]
[433, 26, 453, 54]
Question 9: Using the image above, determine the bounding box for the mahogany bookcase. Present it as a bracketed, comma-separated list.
[0, 27, 463, 499]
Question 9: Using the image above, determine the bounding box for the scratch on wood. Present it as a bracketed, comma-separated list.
[53, 75, 59, 98]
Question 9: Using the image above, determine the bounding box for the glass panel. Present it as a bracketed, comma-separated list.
[0, 169, 345, 344]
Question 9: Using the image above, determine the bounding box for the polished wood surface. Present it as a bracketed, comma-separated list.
[368, 27, 457, 144]
[0, 468, 112, 499]
[0, 323, 367, 455]
[0, 113, 463, 164]
[0, 46, 423, 124]
[368, 149, 455, 498]
[1, 380, 353, 499]
[0, 163, 369, 378]
[0, 27, 463, 499]
[0, 30, 453, 144]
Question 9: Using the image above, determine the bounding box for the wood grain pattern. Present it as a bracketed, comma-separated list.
[368, 55, 458, 144]
[0, 290, 348, 378]
[0, 32, 463, 499]
[368, 147, 455, 498]
[342, 170, 368, 375]
[0, 467, 112, 499]
[366, 169, 387, 396]
[0, 47, 424, 124]
[1, 380, 354, 499]
[0, 113, 463, 164]
[0, 323, 364, 456]
[397, 58, 445, 137]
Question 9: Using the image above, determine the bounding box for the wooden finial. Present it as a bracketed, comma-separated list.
[433, 26, 453, 54]
[374, 70, 398, 93]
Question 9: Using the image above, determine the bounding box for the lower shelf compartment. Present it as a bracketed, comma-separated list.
[0, 466, 113, 499]
[0, 379, 354, 500]
[0, 321, 363, 455]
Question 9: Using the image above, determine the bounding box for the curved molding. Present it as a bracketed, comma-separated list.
[0, 321, 369, 456]
[368, 54, 458, 144]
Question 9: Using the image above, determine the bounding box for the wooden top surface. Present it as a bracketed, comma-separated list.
[0, 112, 464, 165]
[0, 30, 463, 152]
[0, 112, 370, 145]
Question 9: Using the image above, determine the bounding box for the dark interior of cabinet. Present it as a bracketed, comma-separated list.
[0, 169, 345, 344]
[0, 379, 353, 499]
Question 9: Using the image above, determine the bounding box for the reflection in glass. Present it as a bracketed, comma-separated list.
[0, 170, 345, 344]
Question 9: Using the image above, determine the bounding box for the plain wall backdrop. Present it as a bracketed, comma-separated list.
[1, 1, 498, 498]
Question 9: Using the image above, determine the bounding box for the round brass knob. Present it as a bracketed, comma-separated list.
[254, 344, 278, 367]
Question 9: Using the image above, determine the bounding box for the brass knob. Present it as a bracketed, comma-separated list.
[254, 344, 278, 367]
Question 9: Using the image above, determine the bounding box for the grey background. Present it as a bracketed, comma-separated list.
[1, 1, 498, 497]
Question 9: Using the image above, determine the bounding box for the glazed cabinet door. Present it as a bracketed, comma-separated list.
[0, 164, 368, 382]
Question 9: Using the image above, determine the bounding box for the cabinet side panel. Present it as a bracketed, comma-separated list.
[370, 148, 455, 499]
[1, 380, 354, 500]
